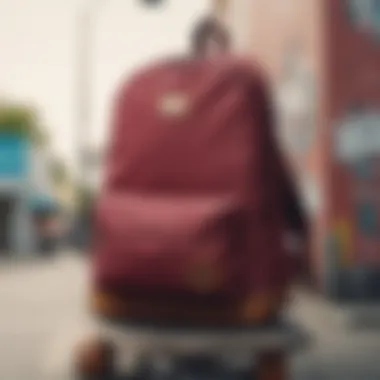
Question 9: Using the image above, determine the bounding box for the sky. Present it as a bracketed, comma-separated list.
[0, 0, 212, 169]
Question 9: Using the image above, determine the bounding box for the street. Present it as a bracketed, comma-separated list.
[1, 253, 380, 380]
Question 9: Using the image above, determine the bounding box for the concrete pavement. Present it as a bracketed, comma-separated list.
[0, 254, 88, 380]
[1, 253, 380, 379]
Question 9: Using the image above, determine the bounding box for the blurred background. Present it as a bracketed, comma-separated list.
[2, 0, 380, 379]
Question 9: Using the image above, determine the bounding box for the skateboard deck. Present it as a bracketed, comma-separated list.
[94, 319, 311, 375]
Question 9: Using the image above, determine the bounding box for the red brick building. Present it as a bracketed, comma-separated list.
[215, 0, 380, 301]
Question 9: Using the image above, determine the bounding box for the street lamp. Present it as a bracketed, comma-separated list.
[139, 0, 164, 7]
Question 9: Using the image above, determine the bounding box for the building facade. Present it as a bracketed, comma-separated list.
[0, 134, 34, 256]
[0, 133, 56, 257]
[214, 0, 380, 301]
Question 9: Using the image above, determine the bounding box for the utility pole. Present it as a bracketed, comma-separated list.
[74, 0, 104, 197]
[74, 0, 164, 202]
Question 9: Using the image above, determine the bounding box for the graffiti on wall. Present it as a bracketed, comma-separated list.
[335, 108, 380, 263]
[335, 109, 380, 163]
[356, 201, 378, 235]
[331, 217, 355, 267]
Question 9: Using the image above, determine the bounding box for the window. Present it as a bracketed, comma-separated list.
[346, 0, 380, 39]
[372, 0, 380, 36]
[346, 0, 372, 28]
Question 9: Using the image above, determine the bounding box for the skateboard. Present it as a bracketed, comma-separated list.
[74, 320, 310, 380]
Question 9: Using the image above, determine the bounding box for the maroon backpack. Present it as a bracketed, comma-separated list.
[93, 57, 290, 300]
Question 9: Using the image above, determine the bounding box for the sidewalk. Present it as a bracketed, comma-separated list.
[40, 268, 380, 380]
[288, 289, 380, 379]
[290, 287, 380, 329]
[2, 254, 380, 380]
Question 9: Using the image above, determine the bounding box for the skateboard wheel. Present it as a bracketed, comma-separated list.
[256, 351, 287, 380]
[74, 338, 115, 380]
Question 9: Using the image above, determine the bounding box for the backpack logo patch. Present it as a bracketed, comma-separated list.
[158, 92, 189, 118]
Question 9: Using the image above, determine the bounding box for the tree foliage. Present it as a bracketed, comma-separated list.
[76, 184, 95, 213]
[50, 158, 68, 186]
[0, 103, 49, 146]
